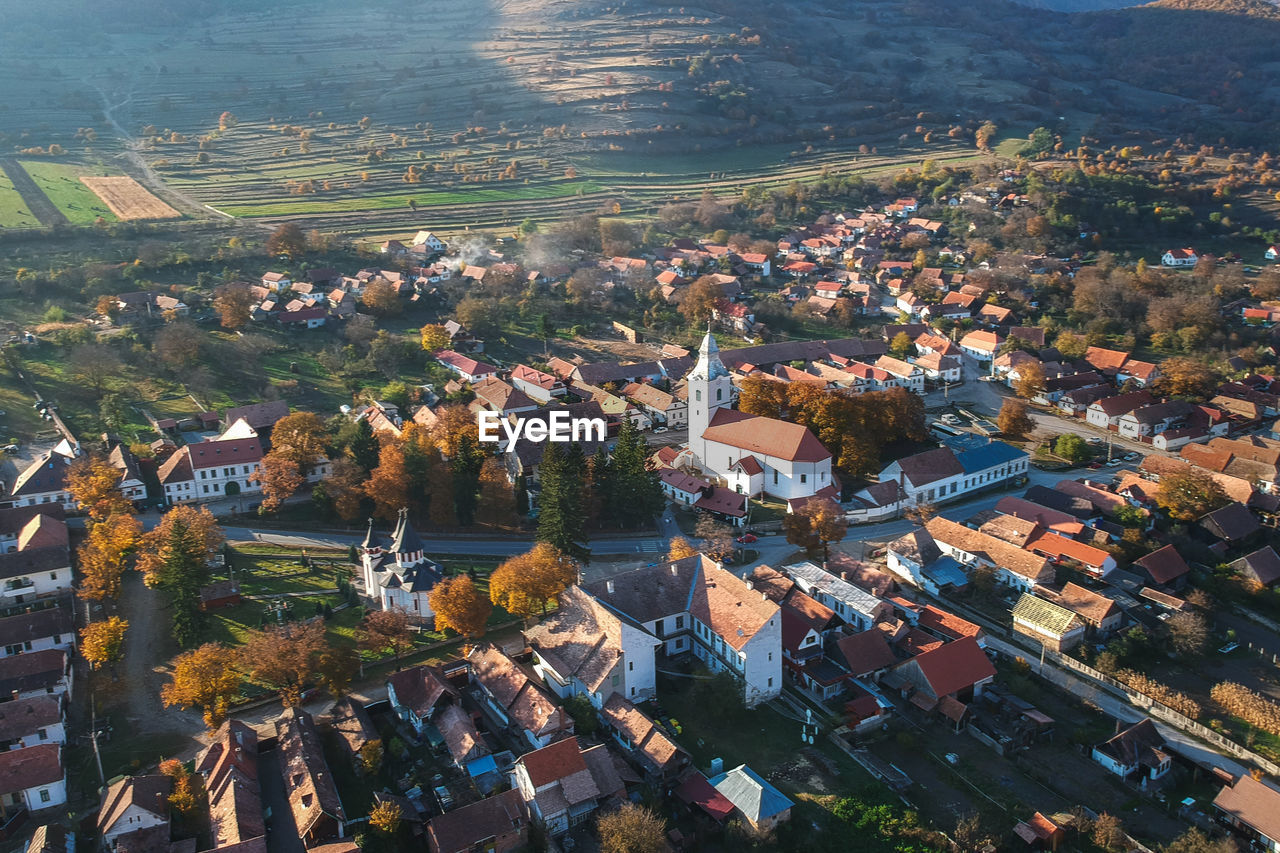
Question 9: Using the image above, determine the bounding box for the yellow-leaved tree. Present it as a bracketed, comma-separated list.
[488, 543, 577, 618]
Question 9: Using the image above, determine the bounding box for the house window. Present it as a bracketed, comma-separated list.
[37, 728, 47, 740]
[773, 470, 778, 485]
[696, 390, 702, 402]
[675, 616, 684, 630]
[628, 661, 633, 672]
[49, 573, 57, 580]
[716, 388, 723, 401]
[39, 789, 50, 804]
[768, 678, 773, 688]
[800, 474, 807, 484]
[655, 619, 664, 636]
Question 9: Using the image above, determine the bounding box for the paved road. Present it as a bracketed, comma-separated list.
[221, 526, 668, 558]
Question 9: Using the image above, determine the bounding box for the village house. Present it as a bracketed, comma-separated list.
[780, 560, 889, 633]
[510, 365, 565, 404]
[196, 720, 266, 852]
[1213, 774, 1280, 853]
[621, 382, 687, 429]
[579, 555, 783, 706]
[1161, 248, 1198, 267]
[96, 774, 170, 850]
[599, 695, 690, 782]
[1092, 719, 1172, 787]
[0, 604, 74, 658]
[0, 743, 63, 815]
[276, 707, 347, 847]
[512, 737, 625, 836]
[883, 636, 995, 729]
[468, 644, 574, 750]
[923, 517, 1054, 591]
[0, 650, 71, 701]
[0, 695, 64, 751]
[1011, 594, 1086, 651]
[3, 441, 79, 509]
[435, 350, 499, 383]
[426, 789, 528, 853]
[1086, 391, 1157, 431]
[708, 764, 794, 834]
[386, 665, 459, 736]
[0, 507, 73, 604]
[958, 330, 1002, 361]
[525, 585, 660, 707]
[158, 421, 266, 505]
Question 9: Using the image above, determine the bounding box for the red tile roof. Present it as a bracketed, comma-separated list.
[908, 636, 995, 698]
[702, 409, 830, 463]
[518, 737, 586, 788]
[1134, 544, 1191, 585]
[836, 630, 898, 676]
[0, 743, 61, 794]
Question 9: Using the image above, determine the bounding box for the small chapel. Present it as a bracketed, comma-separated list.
[360, 508, 444, 620]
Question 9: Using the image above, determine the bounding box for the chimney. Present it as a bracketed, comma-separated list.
[606, 580, 614, 594]
[745, 580, 753, 591]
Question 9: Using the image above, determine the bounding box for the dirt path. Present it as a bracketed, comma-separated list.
[114, 570, 203, 736]
[0, 159, 67, 227]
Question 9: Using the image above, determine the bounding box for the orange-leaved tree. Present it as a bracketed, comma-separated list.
[429, 576, 493, 639]
[488, 543, 577, 618]
[161, 642, 242, 730]
[239, 620, 327, 707]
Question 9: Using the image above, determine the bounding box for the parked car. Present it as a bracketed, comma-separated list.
[653, 426, 669, 434]
[1086, 437, 1103, 445]
[1124, 452, 1139, 461]
[736, 533, 757, 544]
[941, 413, 961, 425]
[1087, 462, 1102, 470]
[1219, 642, 1240, 654]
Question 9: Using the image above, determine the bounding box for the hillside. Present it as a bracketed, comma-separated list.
[0, 0, 1277, 234]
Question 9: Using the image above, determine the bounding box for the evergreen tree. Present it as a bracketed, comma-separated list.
[588, 446, 614, 527]
[537, 442, 590, 561]
[450, 433, 486, 526]
[609, 419, 665, 527]
[154, 517, 211, 647]
[515, 475, 530, 515]
[348, 418, 380, 473]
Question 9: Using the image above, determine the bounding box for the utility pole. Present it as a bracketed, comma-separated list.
[89, 692, 106, 789]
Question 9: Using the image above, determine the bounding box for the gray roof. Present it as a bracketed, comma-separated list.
[708, 764, 794, 822]
[782, 561, 884, 621]
[0, 605, 73, 648]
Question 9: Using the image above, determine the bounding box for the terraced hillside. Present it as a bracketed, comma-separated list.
[0, 0, 1277, 236]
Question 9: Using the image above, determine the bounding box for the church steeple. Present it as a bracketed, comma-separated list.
[689, 328, 728, 381]
[686, 327, 733, 467]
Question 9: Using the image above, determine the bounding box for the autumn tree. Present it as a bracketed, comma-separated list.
[975, 121, 998, 151]
[787, 498, 847, 561]
[361, 278, 402, 316]
[889, 332, 914, 359]
[160, 759, 204, 823]
[213, 282, 254, 329]
[81, 617, 128, 672]
[695, 514, 735, 562]
[678, 275, 725, 326]
[666, 536, 699, 561]
[1155, 357, 1221, 399]
[266, 222, 306, 259]
[429, 576, 492, 638]
[1092, 814, 1126, 852]
[66, 454, 132, 521]
[1168, 611, 1208, 656]
[1014, 361, 1046, 399]
[316, 644, 359, 699]
[475, 457, 517, 527]
[1156, 468, 1228, 522]
[359, 740, 384, 775]
[323, 458, 367, 521]
[598, 803, 667, 853]
[997, 399, 1034, 439]
[240, 620, 326, 706]
[69, 344, 123, 395]
[357, 607, 416, 667]
[77, 513, 142, 601]
[162, 643, 243, 730]
[369, 800, 402, 835]
[137, 506, 224, 647]
[489, 543, 578, 618]
[256, 454, 306, 512]
[420, 323, 450, 353]
[736, 375, 788, 419]
[365, 442, 412, 521]
[1161, 828, 1237, 853]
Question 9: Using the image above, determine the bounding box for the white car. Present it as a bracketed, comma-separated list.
[941, 414, 961, 425]
[653, 426, 669, 434]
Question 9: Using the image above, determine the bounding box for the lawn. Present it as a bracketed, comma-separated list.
[0, 170, 39, 228]
[18, 160, 118, 224]
[218, 181, 603, 217]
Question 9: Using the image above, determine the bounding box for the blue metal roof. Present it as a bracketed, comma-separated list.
[955, 440, 1026, 474]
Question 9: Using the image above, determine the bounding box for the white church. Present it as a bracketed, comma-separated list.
[360, 508, 445, 621]
[679, 331, 837, 503]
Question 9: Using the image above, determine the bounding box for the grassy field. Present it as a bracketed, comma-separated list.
[0, 170, 39, 228]
[18, 161, 118, 224]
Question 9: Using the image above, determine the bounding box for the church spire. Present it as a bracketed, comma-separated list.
[690, 327, 728, 381]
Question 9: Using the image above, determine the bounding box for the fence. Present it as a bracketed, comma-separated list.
[1043, 648, 1280, 777]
